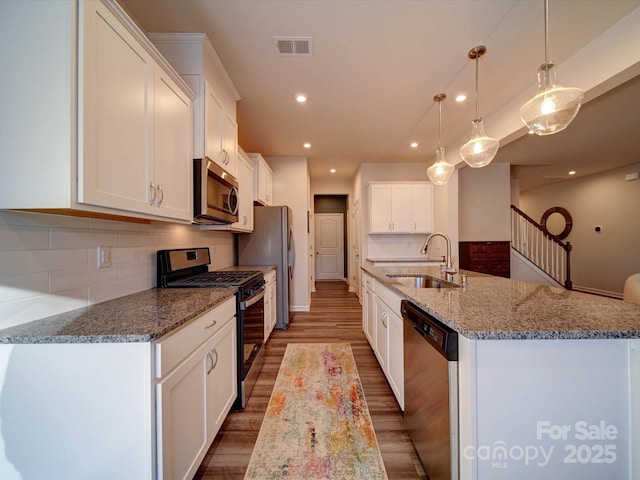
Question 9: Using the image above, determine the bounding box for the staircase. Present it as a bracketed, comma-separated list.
[511, 205, 572, 290]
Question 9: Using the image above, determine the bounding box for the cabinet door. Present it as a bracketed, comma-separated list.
[204, 81, 224, 168]
[387, 308, 404, 410]
[234, 153, 254, 231]
[363, 275, 375, 347]
[153, 68, 192, 221]
[411, 183, 434, 233]
[374, 296, 389, 371]
[254, 156, 273, 206]
[369, 184, 392, 233]
[222, 113, 238, 177]
[205, 315, 237, 443]
[390, 184, 412, 233]
[80, 0, 153, 213]
[156, 348, 207, 480]
[269, 271, 277, 332]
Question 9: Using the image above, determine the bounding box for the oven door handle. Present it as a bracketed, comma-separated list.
[240, 287, 265, 310]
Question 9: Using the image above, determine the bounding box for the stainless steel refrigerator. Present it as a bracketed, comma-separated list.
[237, 206, 295, 329]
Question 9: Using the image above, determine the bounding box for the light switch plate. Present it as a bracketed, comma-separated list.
[98, 246, 112, 268]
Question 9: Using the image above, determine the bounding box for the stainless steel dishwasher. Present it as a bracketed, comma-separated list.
[401, 300, 459, 480]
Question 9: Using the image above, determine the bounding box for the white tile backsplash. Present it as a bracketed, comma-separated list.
[0, 211, 235, 329]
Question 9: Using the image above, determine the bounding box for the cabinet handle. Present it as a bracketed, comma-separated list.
[206, 351, 214, 375]
[210, 348, 219, 373]
[381, 312, 388, 328]
[205, 320, 217, 329]
[149, 183, 157, 205]
[243, 215, 247, 225]
[156, 185, 164, 207]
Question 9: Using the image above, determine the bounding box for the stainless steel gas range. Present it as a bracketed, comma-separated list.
[157, 248, 265, 409]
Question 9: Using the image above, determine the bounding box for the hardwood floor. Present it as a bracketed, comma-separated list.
[194, 281, 427, 479]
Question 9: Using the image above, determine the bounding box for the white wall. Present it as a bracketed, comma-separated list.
[458, 162, 511, 241]
[265, 156, 310, 312]
[0, 211, 234, 330]
[520, 162, 640, 296]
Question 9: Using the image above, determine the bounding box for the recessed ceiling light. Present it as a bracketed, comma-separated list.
[455, 93, 467, 102]
[330, 169, 336, 173]
[528, 129, 535, 134]
[410, 142, 418, 148]
[303, 143, 311, 148]
[296, 94, 307, 103]
[568, 170, 576, 175]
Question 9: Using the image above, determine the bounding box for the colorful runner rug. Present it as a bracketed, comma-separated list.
[244, 343, 388, 479]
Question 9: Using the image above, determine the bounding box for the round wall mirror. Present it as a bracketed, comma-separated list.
[540, 207, 572, 240]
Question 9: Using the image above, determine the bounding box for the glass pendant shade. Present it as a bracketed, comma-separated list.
[427, 147, 455, 185]
[460, 118, 500, 168]
[520, 62, 584, 136]
[460, 45, 499, 168]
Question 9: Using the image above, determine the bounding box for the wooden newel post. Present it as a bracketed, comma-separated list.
[565, 242, 572, 290]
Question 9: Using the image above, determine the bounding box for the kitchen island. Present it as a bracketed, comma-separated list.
[0, 287, 237, 480]
[363, 263, 640, 479]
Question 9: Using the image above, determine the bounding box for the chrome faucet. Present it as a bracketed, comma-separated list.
[421, 232, 457, 274]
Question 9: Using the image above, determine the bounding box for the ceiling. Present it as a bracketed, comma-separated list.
[119, 0, 640, 190]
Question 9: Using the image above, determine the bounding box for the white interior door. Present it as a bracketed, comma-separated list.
[315, 213, 344, 281]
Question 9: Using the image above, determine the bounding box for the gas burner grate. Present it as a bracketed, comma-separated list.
[168, 270, 261, 287]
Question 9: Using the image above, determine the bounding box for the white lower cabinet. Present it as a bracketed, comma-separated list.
[156, 343, 207, 480]
[0, 296, 237, 480]
[363, 273, 375, 346]
[155, 296, 237, 480]
[264, 269, 277, 340]
[363, 276, 404, 410]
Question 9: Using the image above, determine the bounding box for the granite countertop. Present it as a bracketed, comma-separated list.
[0, 287, 237, 344]
[363, 264, 640, 340]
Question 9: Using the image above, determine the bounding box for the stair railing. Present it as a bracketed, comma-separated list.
[511, 205, 572, 290]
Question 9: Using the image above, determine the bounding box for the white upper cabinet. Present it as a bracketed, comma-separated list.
[204, 82, 237, 177]
[0, 0, 194, 223]
[81, 2, 193, 221]
[251, 153, 273, 206]
[410, 183, 435, 233]
[152, 69, 193, 220]
[0, 0, 193, 223]
[149, 33, 241, 180]
[369, 182, 434, 234]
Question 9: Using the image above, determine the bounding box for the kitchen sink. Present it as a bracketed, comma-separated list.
[388, 275, 460, 289]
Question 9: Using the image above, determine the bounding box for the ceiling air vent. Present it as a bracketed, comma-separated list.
[273, 36, 313, 56]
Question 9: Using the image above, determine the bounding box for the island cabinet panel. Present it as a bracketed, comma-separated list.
[458, 337, 634, 479]
[459, 241, 511, 278]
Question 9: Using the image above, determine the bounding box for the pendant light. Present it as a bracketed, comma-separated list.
[427, 94, 455, 185]
[520, 0, 584, 135]
[459, 45, 499, 168]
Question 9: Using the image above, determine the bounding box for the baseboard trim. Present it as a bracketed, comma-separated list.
[572, 285, 622, 300]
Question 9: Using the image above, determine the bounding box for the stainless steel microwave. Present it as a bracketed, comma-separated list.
[193, 158, 239, 224]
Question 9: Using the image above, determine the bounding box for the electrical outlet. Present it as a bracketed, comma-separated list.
[98, 246, 112, 268]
